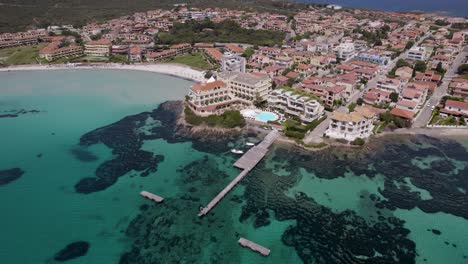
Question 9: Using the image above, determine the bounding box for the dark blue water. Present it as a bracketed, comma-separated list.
[303, 0, 468, 17]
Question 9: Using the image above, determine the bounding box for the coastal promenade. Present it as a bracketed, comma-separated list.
[198, 130, 278, 216]
[0, 63, 205, 82]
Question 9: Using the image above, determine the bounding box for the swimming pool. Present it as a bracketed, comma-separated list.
[241, 109, 279, 123]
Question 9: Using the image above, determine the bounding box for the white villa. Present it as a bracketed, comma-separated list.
[268, 89, 324, 122]
[325, 107, 376, 141]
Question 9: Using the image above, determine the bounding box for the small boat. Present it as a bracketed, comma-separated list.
[231, 149, 244, 154]
[246, 142, 255, 146]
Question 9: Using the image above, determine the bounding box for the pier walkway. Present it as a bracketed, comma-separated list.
[234, 130, 279, 170]
[140, 191, 164, 203]
[198, 130, 278, 216]
[238, 237, 271, 256]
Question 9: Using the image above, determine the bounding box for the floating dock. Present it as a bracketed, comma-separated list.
[238, 237, 271, 256]
[198, 130, 278, 216]
[140, 191, 164, 203]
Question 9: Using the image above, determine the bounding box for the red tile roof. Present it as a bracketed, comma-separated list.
[390, 108, 414, 120]
[445, 100, 468, 110]
[191, 81, 226, 92]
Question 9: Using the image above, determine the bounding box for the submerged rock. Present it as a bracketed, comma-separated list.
[0, 168, 24, 186]
[53, 241, 89, 262]
[70, 146, 98, 162]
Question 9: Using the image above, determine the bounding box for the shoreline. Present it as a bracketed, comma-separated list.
[0, 63, 206, 83]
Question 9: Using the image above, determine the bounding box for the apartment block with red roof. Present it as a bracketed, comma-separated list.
[39, 42, 83, 62]
[84, 39, 112, 57]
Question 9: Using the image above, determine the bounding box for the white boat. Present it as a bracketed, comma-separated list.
[246, 142, 255, 146]
[231, 149, 244, 154]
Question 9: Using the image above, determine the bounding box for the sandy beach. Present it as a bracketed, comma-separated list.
[0, 63, 206, 83]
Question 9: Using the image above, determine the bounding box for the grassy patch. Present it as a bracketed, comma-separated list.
[70, 56, 109, 63]
[0, 44, 47, 65]
[184, 107, 245, 128]
[164, 52, 213, 70]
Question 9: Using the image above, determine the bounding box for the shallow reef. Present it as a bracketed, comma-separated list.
[0, 109, 40, 118]
[74, 101, 245, 194]
[53, 241, 89, 262]
[0, 168, 24, 186]
[77, 101, 467, 263]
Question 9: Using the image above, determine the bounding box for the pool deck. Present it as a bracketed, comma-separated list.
[241, 109, 279, 123]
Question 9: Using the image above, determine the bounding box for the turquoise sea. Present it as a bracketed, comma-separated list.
[0, 70, 467, 264]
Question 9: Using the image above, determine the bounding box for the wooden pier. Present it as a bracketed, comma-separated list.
[198, 130, 278, 216]
[238, 237, 271, 256]
[140, 191, 164, 203]
[234, 130, 278, 170]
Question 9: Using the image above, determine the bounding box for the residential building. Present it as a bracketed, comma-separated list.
[356, 51, 390, 66]
[440, 100, 468, 121]
[170, 43, 191, 55]
[334, 42, 356, 61]
[84, 39, 112, 57]
[362, 88, 392, 105]
[146, 49, 176, 61]
[325, 107, 376, 141]
[268, 89, 324, 122]
[449, 78, 468, 101]
[414, 70, 442, 83]
[376, 77, 403, 92]
[39, 42, 83, 61]
[406, 46, 427, 61]
[128, 46, 142, 62]
[203, 48, 223, 64]
[221, 52, 246, 73]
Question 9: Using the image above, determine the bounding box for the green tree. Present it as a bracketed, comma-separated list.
[348, 102, 357, 112]
[435, 62, 445, 74]
[457, 64, 468, 74]
[390, 92, 399, 103]
[241, 47, 255, 59]
[414, 60, 427, 72]
[357, 98, 364, 106]
[351, 138, 365, 146]
[405, 41, 414, 50]
[396, 59, 410, 68]
[90, 34, 102, 40]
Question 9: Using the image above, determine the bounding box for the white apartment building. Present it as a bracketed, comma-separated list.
[376, 77, 404, 92]
[334, 42, 356, 61]
[221, 52, 246, 73]
[268, 89, 324, 122]
[406, 46, 428, 61]
[325, 107, 375, 141]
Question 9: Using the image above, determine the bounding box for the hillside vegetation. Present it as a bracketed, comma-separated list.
[0, 0, 316, 33]
[156, 19, 285, 46]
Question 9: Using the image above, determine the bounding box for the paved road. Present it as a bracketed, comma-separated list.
[412, 46, 468, 127]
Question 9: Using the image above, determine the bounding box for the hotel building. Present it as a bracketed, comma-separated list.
[186, 72, 272, 116]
